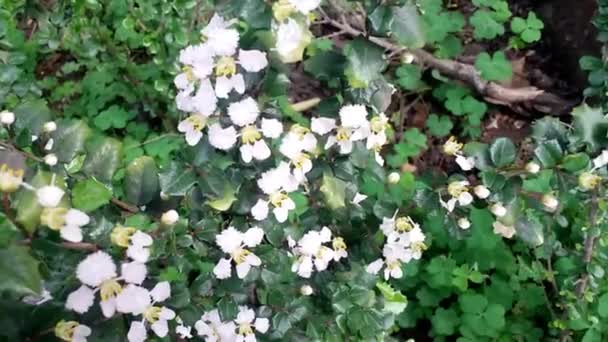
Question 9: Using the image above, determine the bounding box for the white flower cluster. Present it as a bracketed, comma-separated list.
[311, 105, 390, 165]
[195, 306, 269, 342]
[288, 227, 348, 278]
[271, 0, 320, 63]
[366, 213, 426, 280]
[111, 226, 154, 262]
[213, 226, 264, 279]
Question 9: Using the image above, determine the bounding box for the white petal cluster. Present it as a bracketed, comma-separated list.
[175, 14, 269, 147]
[55, 320, 91, 342]
[213, 226, 264, 279]
[442, 136, 475, 171]
[40, 207, 90, 242]
[288, 227, 347, 278]
[126, 231, 154, 263]
[367, 213, 426, 280]
[123, 282, 175, 342]
[66, 251, 148, 318]
[440, 180, 473, 212]
[195, 306, 269, 342]
[251, 162, 299, 222]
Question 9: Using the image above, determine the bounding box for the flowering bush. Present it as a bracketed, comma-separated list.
[1, 0, 608, 341]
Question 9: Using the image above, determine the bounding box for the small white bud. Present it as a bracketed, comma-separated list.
[473, 185, 490, 199]
[490, 203, 507, 217]
[457, 217, 471, 229]
[388, 172, 400, 184]
[542, 194, 559, 212]
[44, 138, 54, 151]
[401, 52, 415, 64]
[161, 210, 179, 225]
[43, 121, 57, 133]
[44, 154, 58, 166]
[160, 191, 170, 200]
[0, 111, 15, 125]
[525, 162, 540, 174]
[458, 192, 474, 206]
[300, 285, 313, 296]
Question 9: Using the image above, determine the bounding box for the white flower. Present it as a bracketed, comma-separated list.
[457, 217, 471, 229]
[55, 320, 92, 342]
[201, 14, 239, 56]
[195, 309, 237, 341]
[208, 123, 238, 151]
[289, 227, 346, 278]
[238, 123, 276, 163]
[0, 110, 14, 125]
[455, 154, 475, 171]
[43, 121, 57, 133]
[176, 323, 193, 339]
[161, 210, 179, 225]
[473, 185, 490, 199]
[67, 251, 148, 317]
[251, 162, 299, 222]
[238, 49, 269, 73]
[443, 180, 473, 212]
[127, 321, 147, 342]
[352, 192, 367, 205]
[379, 214, 425, 246]
[178, 114, 208, 146]
[126, 231, 153, 263]
[443, 137, 475, 171]
[493, 221, 516, 239]
[34, 174, 65, 208]
[213, 227, 264, 279]
[120, 282, 175, 341]
[175, 79, 218, 116]
[44, 153, 58, 166]
[525, 161, 541, 174]
[228, 97, 260, 127]
[542, 194, 559, 212]
[300, 285, 314, 296]
[366, 240, 425, 280]
[288, 0, 321, 13]
[388, 172, 401, 184]
[490, 203, 507, 217]
[175, 44, 215, 89]
[41, 207, 90, 243]
[274, 18, 312, 63]
[235, 306, 269, 342]
[312, 105, 371, 155]
[261, 118, 283, 138]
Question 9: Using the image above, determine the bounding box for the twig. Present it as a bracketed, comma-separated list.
[111, 198, 139, 213]
[21, 239, 98, 251]
[0, 142, 43, 162]
[319, 9, 575, 115]
[292, 97, 321, 112]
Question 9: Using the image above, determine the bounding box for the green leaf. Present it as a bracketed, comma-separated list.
[52, 119, 92, 163]
[432, 307, 460, 335]
[376, 282, 408, 314]
[124, 156, 159, 205]
[483, 303, 506, 330]
[459, 292, 488, 314]
[534, 140, 563, 167]
[94, 105, 135, 131]
[470, 10, 505, 40]
[344, 38, 387, 88]
[207, 185, 237, 211]
[426, 114, 453, 137]
[320, 173, 346, 210]
[12, 100, 52, 136]
[389, 4, 426, 48]
[387, 128, 427, 167]
[522, 170, 553, 193]
[475, 52, 513, 81]
[72, 178, 113, 212]
[489, 137, 516, 167]
[515, 215, 544, 247]
[159, 162, 197, 197]
[0, 245, 42, 296]
[597, 292, 608, 318]
[395, 64, 423, 91]
[561, 153, 590, 173]
[571, 103, 608, 151]
[16, 171, 69, 234]
[0, 213, 19, 247]
[82, 136, 123, 183]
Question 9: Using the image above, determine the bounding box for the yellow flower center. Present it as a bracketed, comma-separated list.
[241, 125, 262, 144]
[332, 237, 347, 251]
[215, 56, 237, 77]
[395, 217, 413, 233]
[99, 279, 122, 301]
[110, 226, 138, 248]
[238, 322, 254, 336]
[370, 116, 387, 134]
[447, 181, 468, 197]
[55, 320, 80, 341]
[144, 306, 162, 323]
[270, 191, 289, 208]
[443, 136, 463, 156]
[40, 207, 68, 230]
[316, 246, 331, 259]
[272, 0, 295, 21]
[0, 163, 24, 193]
[187, 115, 207, 132]
[336, 127, 351, 142]
[387, 260, 401, 271]
[579, 172, 602, 190]
[412, 242, 427, 253]
[293, 153, 310, 170]
[291, 124, 310, 138]
[181, 66, 195, 82]
[232, 248, 251, 265]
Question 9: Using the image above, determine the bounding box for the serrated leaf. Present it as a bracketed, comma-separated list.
[571, 103, 608, 151]
[72, 178, 113, 212]
[124, 156, 159, 205]
[475, 52, 512, 81]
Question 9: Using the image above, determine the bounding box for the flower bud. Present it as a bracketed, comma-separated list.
[44, 154, 58, 166]
[492, 221, 516, 239]
[388, 172, 400, 184]
[473, 185, 490, 199]
[300, 285, 313, 296]
[43, 121, 57, 133]
[161, 210, 179, 225]
[36, 185, 65, 208]
[490, 203, 507, 217]
[110, 226, 137, 247]
[541, 194, 559, 212]
[0, 164, 24, 193]
[525, 162, 540, 174]
[0, 110, 15, 125]
[457, 217, 471, 229]
[160, 191, 170, 200]
[579, 172, 602, 191]
[443, 136, 463, 156]
[401, 52, 415, 64]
